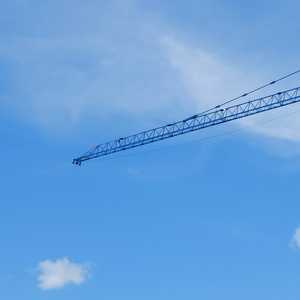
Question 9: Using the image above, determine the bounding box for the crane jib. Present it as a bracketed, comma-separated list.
[73, 86, 300, 165]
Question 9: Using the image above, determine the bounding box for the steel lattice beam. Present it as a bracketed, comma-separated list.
[73, 86, 300, 165]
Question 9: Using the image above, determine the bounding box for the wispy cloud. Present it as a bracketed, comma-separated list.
[161, 35, 300, 146]
[128, 167, 139, 174]
[1, 0, 300, 146]
[1, 1, 244, 131]
[36, 257, 91, 290]
[290, 226, 300, 250]
[160, 35, 243, 110]
[0, 1, 183, 129]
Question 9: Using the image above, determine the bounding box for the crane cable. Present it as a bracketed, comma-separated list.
[77, 69, 300, 164]
[197, 69, 300, 116]
[84, 108, 300, 163]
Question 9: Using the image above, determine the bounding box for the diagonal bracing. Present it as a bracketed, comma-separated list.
[73, 86, 300, 165]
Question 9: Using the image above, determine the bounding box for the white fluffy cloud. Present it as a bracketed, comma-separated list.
[290, 226, 300, 250]
[36, 257, 91, 290]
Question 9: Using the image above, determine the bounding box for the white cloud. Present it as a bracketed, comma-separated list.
[128, 167, 139, 174]
[290, 226, 300, 250]
[160, 35, 243, 110]
[238, 105, 300, 146]
[1, 1, 244, 132]
[36, 257, 91, 290]
[1, 0, 300, 147]
[161, 35, 300, 146]
[0, 1, 182, 129]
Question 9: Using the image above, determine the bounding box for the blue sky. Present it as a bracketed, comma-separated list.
[1, 0, 300, 299]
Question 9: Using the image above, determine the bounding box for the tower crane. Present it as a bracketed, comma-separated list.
[73, 74, 300, 166]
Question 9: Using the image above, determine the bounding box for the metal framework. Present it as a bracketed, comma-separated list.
[73, 86, 300, 165]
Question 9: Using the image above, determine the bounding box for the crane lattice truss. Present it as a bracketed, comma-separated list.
[73, 86, 300, 165]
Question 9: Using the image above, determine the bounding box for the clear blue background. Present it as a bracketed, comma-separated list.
[1, 0, 300, 299]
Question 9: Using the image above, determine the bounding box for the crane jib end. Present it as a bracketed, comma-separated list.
[73, 159, 82, 166]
